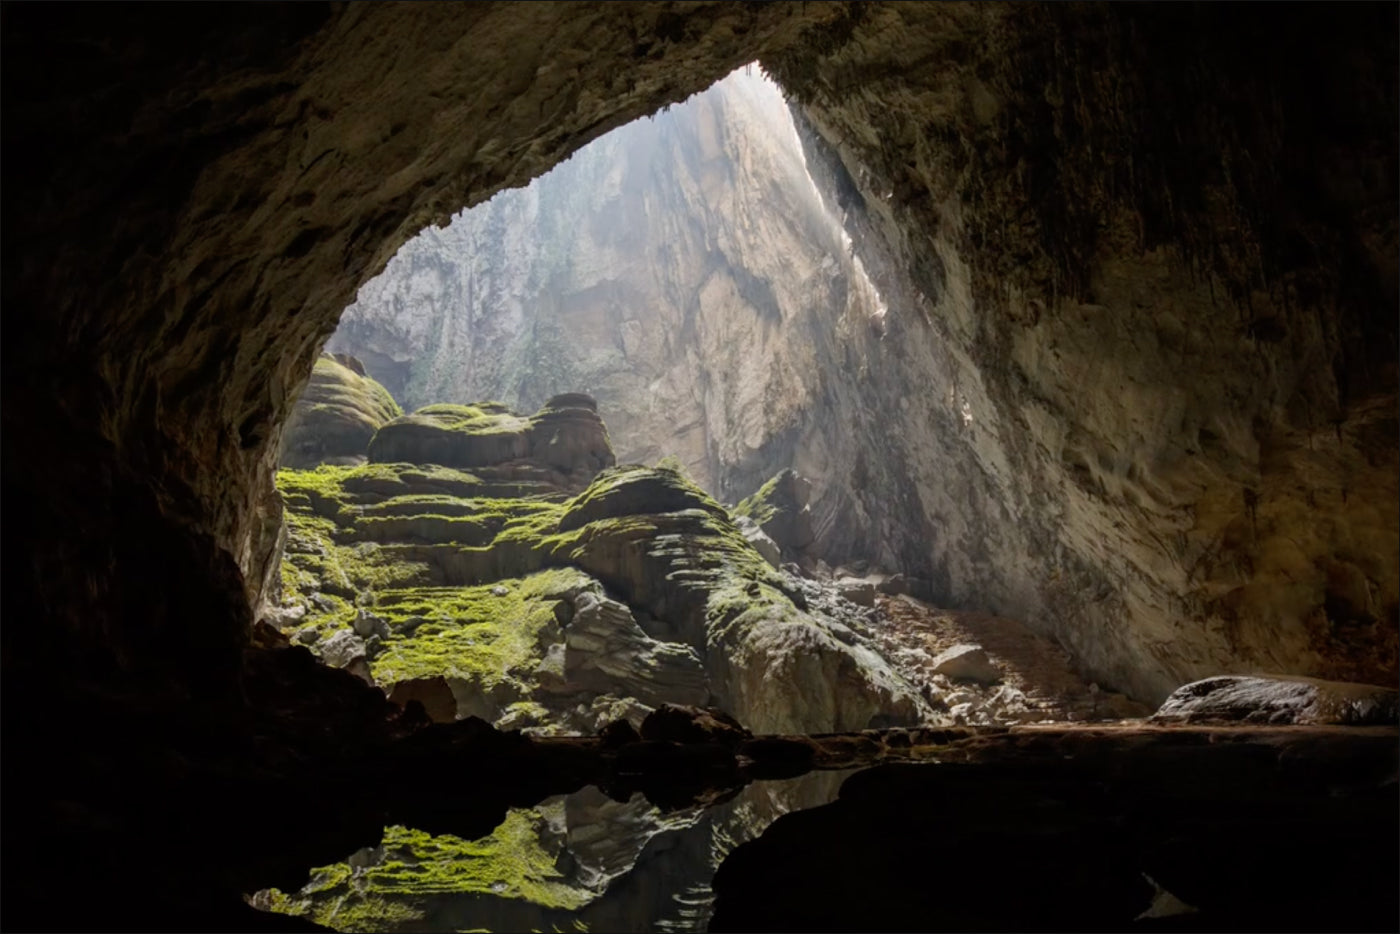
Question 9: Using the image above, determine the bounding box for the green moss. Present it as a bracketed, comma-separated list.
[277, 464, 360, 522]
[261, 812, 593, 932]
[370, 568, 587, 687]
[398, 403, 526, 436]
[275, 457, 795, 734]
[308, 356, 402, 417]
[732, 471, 783, 526]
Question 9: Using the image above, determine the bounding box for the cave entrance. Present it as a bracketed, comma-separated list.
[301, 63, 888, 507]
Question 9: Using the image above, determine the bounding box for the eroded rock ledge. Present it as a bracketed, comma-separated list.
[273, 393, 931, 734]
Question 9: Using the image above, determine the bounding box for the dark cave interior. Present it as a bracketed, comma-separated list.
[1, 3, 1396, 932]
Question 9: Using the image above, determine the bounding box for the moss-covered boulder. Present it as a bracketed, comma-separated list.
[279, 353, 403, 468]
[733, 468, 815, 557]
[368, 396, 614, 493]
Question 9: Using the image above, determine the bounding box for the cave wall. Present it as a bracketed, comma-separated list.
[3, 2, 1395, 706]
[764, 2, 1400, 700]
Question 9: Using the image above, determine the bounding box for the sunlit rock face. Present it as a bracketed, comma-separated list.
[279, 353, 401, 468]
[762, 4, 1399, 701]
[3, 4, 1396, 929]
[328, 66, 886, 516]
[322, 7, 1399, 704]
[2, 3, 846, 701]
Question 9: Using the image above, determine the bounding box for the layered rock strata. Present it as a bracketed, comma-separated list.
[278, 354, 402, 469]
[274, 396, 931, 734]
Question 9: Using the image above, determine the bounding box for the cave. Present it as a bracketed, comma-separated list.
[2, 4, 1396, 933]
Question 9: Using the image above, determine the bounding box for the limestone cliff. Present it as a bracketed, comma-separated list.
[6, 8, 1398, 925]
[327, 66, 885, 508]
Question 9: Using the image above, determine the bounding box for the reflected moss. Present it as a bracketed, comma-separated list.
[261, 812, 593, 932]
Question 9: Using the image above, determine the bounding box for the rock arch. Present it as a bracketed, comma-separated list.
[2, 1, 1395, 709]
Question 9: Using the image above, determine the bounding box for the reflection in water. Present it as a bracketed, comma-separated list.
[251, 769, 855, 933]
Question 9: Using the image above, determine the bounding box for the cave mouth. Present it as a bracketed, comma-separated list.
[317, 62, 890, 507]
[4, 5, 1396, 933]
[255, 63, 1172, 934]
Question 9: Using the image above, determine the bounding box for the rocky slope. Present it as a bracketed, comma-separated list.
[758, 5, 1399, 704]
[325, 33, 1400, 707]
[272, 393, 932, 735]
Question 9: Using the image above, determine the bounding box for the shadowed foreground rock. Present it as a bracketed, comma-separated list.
[710, 725, 1400, 933]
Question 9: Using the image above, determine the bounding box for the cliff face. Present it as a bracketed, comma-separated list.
[328, 68, 885, 513]
[3, 4, 1392, 716]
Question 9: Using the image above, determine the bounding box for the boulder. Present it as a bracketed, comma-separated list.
[319, 629, 368, 670]
[639, 704, 752, 746]
[1151, 675, 1399, 725]
[279, 354, 402, 468]
[836, 577, 876, 607]
[930, 644, 1002, 685]
[554, 592, 709, 708]
[529, 397, 615, 484]
[739, 521, 782, 569]
[353, 607, 390, 639]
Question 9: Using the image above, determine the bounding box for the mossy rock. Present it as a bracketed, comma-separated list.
[258, 811, 593, 931]
[274, 444, 926, 736]
[368, 405, 533, 468]
[279, 354, 402, 469]
[733, 468, 815, 554]
[365, 398, 616, 489]
[558, 464, 728, 532]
